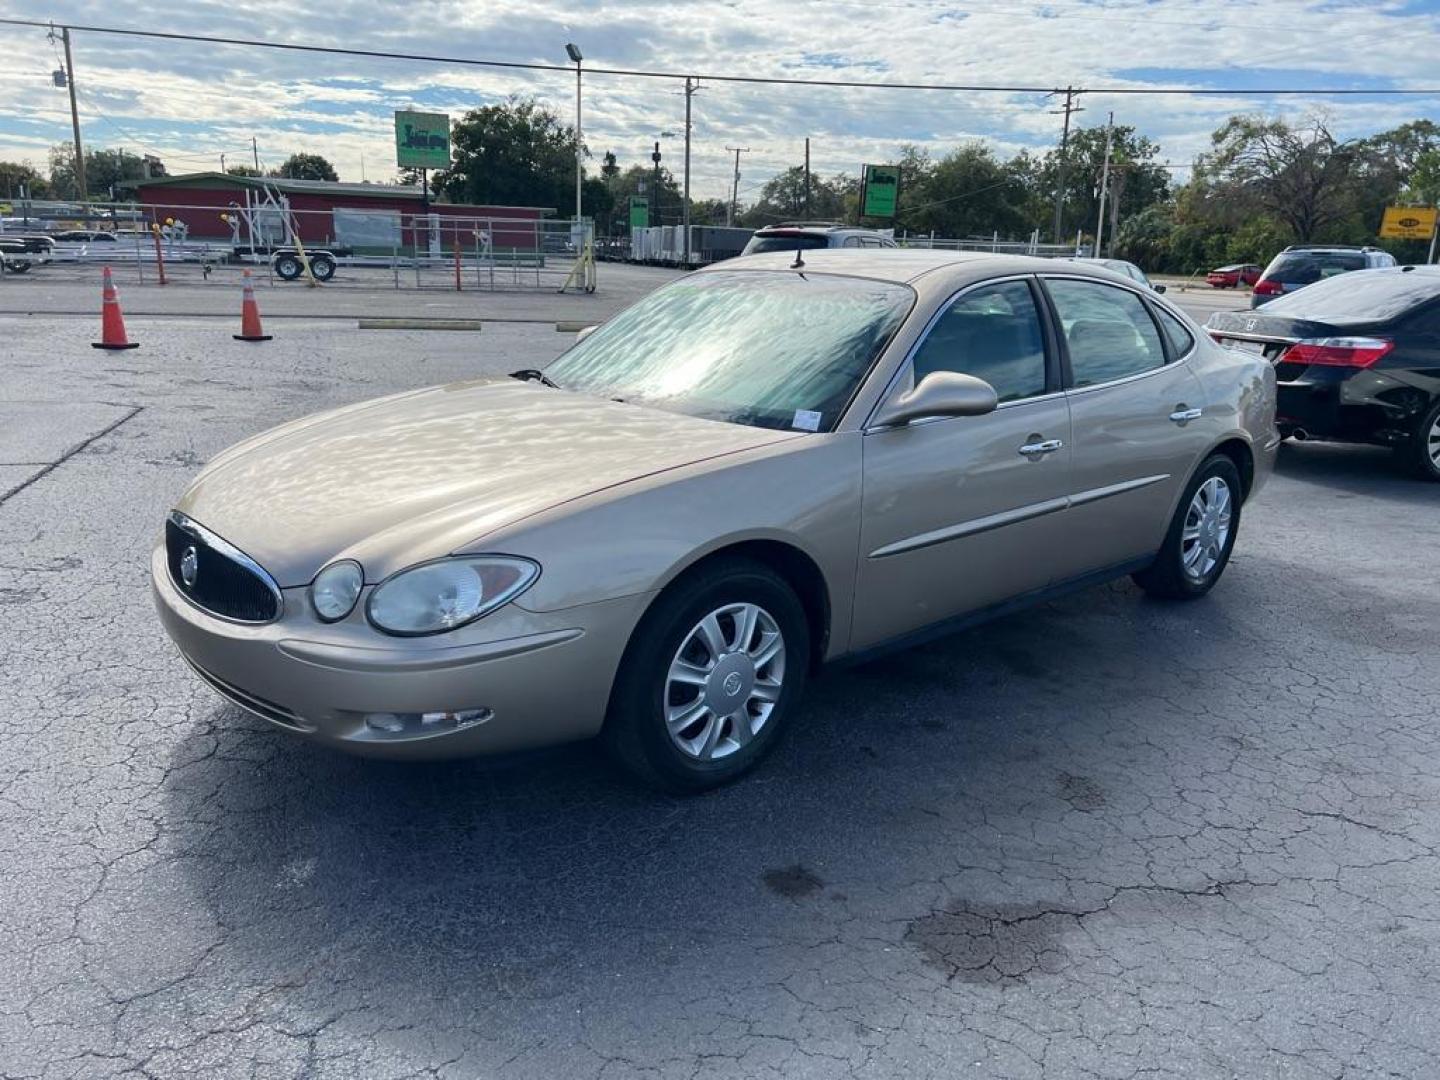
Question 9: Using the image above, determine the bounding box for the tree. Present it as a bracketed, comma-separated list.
[738, 167, 853, 226]
[272, 153, 338, 182]
[0, 161, 48, 199]
[225, 164, 262, 178]
[603, 164, 681, 228]
[48, 144, 164, 199]
[1198, 115, 1357, 243]
[434, 97, 582, 213]
[600, 151, 620, 184]
[898, 142, 1030, 238]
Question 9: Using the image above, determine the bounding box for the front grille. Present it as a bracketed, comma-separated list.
[165, 515, 281, 623]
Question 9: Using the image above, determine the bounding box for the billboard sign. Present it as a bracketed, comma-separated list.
[1379, 205, 1437, 240]
[861, 164, 900, 219]
[629, 196, 649, 229]
[395, 111, 451, 170]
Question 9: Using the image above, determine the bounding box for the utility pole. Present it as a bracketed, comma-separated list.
[804, 137, 811, 219]
[1048, 86, 1083, 245]
[1093, 111, 1114, 258]
[726, 146, 750, 227]
[59, 27, 86, 201]
[219, 153, 226, 173]
[682, 76, 696, 266]
[252, 136, 260, 172]
[652, 140, 663, 226]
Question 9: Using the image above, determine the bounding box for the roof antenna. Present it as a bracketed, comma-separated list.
[790, 245, 805, 270]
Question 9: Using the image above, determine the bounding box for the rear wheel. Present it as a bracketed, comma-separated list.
[273, 253, 302, 280]
[603, 559, 810, 793]
[309, 253, 336, 282]
[1400, 399, 1440, 481]
[1132, 454, 1242, 600]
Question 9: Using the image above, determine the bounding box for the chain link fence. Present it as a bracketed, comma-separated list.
[0, 199, 596, 292]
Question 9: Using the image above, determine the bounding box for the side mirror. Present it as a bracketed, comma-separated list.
[574, 324, 599, 343]
[1153, 283, 1167, 294]
[874, 371, 999, 428]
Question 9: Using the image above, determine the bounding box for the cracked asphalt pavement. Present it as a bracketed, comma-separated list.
[3, 298, 1440, 1079]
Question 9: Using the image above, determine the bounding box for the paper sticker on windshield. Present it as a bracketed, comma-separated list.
[792, 410, 822, 432]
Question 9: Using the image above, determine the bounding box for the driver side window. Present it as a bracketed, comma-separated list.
[910, 280, 1049, 403]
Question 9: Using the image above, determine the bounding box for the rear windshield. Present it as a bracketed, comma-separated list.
[1262, 269, 1440, 322]
[743, 234, 830, 255]
[1264, 251, 1366, 285]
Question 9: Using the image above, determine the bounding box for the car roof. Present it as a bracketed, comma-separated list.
[753, 223, 879, 234]
[698, 249, 1133, 285]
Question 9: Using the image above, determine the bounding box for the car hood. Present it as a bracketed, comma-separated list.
[176, 378, 800, 586]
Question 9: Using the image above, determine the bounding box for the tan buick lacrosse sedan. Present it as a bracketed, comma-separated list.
[154, 251, 1279, 791]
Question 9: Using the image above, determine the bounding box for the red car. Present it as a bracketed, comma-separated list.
[1203, 264, 1261, 289]
[1206, 263, 1261, 289]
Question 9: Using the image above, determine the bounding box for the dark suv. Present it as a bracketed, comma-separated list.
[1207, 265, 1440, 479]
[1251, 245, 1397, 307]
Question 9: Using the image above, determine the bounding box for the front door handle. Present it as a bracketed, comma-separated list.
[1169, 406, 1203, 423]
[1018, 438, 1064, 457]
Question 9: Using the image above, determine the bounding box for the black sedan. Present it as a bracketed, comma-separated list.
[1206, 266, 1440, 480]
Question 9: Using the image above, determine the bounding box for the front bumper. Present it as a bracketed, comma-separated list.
[152, 545, 650, 760]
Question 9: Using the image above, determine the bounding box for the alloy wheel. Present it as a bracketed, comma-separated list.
[1428, 413, 1440, 472]
[664, 602, 786, 761]
[1180, 476, 1233, 581]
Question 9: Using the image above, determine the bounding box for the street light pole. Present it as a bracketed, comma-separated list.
[1094, 111, 1114, 258]
[566, 43, 583, 226]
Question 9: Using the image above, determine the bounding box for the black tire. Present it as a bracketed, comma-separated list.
[309, 254, 336, 282]
[1398, 399, 1440, 482]
[273, 254, 302, 281]
[5, 259, 32, 274]
[1132, 453, 1243, 600]
[603, 558, 810, 793]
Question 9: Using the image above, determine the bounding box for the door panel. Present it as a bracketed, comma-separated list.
[1040, 275, 1213, 579]
[1059, 364, 1210, 576]
[853, 398, 1073, 650]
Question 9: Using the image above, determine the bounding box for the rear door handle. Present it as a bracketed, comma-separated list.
[1169, 407, 1203, 423]
[1018, 438, 1064, 457]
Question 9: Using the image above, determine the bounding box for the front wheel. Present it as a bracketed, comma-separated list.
[603, 559, 810, 793]
[1132, 454, 1242, 600]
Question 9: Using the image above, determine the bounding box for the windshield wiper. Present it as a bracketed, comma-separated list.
[508, 368, 561, 389]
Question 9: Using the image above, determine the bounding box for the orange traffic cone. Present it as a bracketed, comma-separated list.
[92, 267, 139, 350]
[233, 269, 272, 341]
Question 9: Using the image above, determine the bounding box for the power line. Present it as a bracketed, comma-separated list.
[2, 17, 1438, 96]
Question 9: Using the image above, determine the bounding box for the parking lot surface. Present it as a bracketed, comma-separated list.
[3, 297, 1440, 1079]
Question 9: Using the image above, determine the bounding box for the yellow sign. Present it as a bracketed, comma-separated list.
[1380, 205, 1438, 240]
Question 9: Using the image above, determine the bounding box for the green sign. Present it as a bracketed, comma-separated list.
[861, 164, 900, 219]
[629, 196, 649, 229]
[395, 111, 451, 170]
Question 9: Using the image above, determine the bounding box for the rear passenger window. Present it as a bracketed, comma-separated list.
[1153, 305, 1195, 357]
[911, 280, 1048, 403]
[1046, 279, 1167, 387]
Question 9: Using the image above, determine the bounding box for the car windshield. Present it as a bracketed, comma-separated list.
[546, 270, 914, 432]
[1262, 269, 1440, 322]
[743, 235, 830, 254]
[1265, 251, 1366, 285]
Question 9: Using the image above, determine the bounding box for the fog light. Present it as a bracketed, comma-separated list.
[365, 712, 406, 734]
[362, 708, 493, 738]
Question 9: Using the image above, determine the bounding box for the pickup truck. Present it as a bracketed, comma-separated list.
[0, 234, 54, 273]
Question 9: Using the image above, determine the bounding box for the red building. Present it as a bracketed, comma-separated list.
[129, 172, 553, 252]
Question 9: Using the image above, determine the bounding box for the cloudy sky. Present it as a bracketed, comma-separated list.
[2, 0, 1438, 205]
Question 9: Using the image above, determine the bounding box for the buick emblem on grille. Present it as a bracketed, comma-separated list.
[180, 546, 199, 589]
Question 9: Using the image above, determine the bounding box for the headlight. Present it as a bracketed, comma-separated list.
[310, 560, 363, 622]
[366, 556, 540, 636]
